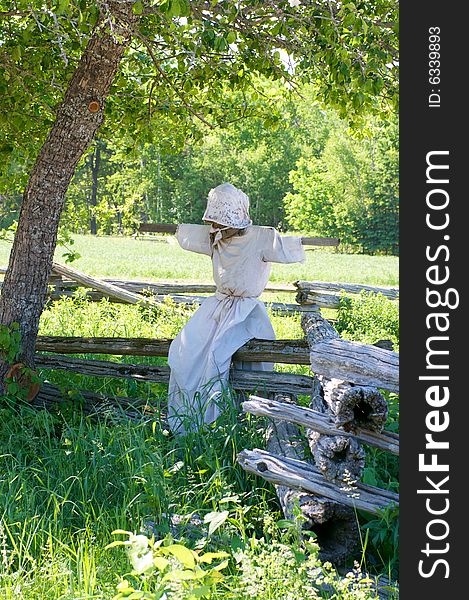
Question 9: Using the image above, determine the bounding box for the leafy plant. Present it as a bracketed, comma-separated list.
[335, 291, 399, 349]
[107, 531, 230, 599]
[0, 322, 21, 363]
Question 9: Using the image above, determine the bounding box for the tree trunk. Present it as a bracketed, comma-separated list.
[0, 4, 136, 389]
[316, 376, 388, 433]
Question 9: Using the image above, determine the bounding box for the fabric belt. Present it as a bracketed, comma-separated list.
[214, 291, 256, 300]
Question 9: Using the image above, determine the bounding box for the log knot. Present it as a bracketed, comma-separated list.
[309, 434, 365, 484]
[318, 378, 388, 433]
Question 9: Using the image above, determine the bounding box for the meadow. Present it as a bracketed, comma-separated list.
[0, 235, 399, 599]
[1, 234, 399, 286]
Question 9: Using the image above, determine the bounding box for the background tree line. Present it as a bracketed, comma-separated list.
[1, 83, 398, 254]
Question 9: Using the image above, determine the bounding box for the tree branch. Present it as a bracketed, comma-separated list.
[131, 30, 216, 129]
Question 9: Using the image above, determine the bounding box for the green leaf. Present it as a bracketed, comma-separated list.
[162, 544, 196, 569]
[167, 0, 181, 18]
[191, 586, 211, 598]
[105, 540, 132, 549]
[111, 529, 133, 536]
[212, 559, 229, 571]
[153, 556, 170, 571]
[7, 382, 19, 395]
[12, 46, 22, 61]
[198, 551, 230, 564]
[203, 510, 229, 535]
[132, 1, 144, 15]
[226, 31, 236, 44]
[276, 519, 296, 529]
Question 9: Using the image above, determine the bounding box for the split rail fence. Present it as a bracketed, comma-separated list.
[1, 246, 399, 562]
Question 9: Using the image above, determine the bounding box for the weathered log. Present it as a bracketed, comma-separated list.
[308, 432, 365, 484]
[33, 382, 160, 421]
[136, 225, 339, 247]
[51, 262, 158, 307]
[36, 354, 170, 381]
[265, 405, 360, 563]
[40, 284, 316, 316]
[301, 314, 399, 392]
[49, 277, 297, 295]
[237, 448, 399, 515]
[295, 280, 399, 301]
[300, 237, 340, 247]
[316, 377, 388, 433]
[373, 339, 395, 351]
[295, 290, 341, 309]
[232, 369, 314, 395]
[35, 336, 311, 364]
[35, 354, 316, 396]
[305, 376, 365, 483]
[242, 396, 399, 455]
[3, 266, 296, 294]
[138, 223, 177, 233]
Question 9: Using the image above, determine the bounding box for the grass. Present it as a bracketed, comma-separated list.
[0, 397, 398, 599]
[0, 234, 399, 286]
[0, 236, 399, 599]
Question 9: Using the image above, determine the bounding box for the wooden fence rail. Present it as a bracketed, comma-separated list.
[237, 449, 399, 515]
[35, 355, 316, 396]
[36, 335, 397, 384]
[35, 336, 311, 364]
[2, 266, 399, 312]
[137, 224, 340, 247]
[34, 287, 313, 316]
[302, 314, 399, 392]
[242, 395, 399, 455]
[295, 280, 399, 300]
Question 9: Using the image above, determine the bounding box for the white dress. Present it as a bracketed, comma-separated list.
[167, 224, 305, 433]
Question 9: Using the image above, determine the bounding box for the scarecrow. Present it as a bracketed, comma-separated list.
[168, 183, 305, 434]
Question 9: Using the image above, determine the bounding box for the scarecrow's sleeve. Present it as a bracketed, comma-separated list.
[260, 227, 305, 264]
[176, 224, 212, 256]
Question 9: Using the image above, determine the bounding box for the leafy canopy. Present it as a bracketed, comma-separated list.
[0, 0, 398, 187]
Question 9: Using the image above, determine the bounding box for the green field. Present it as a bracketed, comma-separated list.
[0, 234, 399, 286]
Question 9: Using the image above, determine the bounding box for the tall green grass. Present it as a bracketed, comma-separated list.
[0, 399, 397, 599]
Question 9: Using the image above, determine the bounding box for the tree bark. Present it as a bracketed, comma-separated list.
[0, 4, 136, 389]
[316, 376, 388, 433]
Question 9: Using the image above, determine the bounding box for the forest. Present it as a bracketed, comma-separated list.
[1, 85, 398, 255]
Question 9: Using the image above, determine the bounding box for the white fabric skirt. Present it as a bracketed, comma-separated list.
[167, 293, 275, 433]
